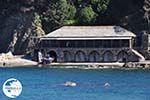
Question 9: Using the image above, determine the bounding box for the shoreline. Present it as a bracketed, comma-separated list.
[39, 62, 150, 70]
[1, 64, 149, 70]
[1, 60, 150, 70]
[1, 52, 150, 69]
[0, 57, 38, 67]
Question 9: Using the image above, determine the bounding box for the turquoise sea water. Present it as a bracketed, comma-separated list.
[0, 66, 150, 100]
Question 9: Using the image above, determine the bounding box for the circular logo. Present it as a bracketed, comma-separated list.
[3, 78, 22, 98]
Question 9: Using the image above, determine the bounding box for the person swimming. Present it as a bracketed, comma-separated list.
[63, 81, 77, 87]
[104, 82, 110, 87]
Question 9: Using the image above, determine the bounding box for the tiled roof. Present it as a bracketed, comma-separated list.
[41, 26, 136, 39]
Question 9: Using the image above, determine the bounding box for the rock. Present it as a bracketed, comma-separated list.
[0, 12, 45, 54]
[0, 52, 13, 61]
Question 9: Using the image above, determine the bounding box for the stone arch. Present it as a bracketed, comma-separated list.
[117, 50, 128, 62]
[89, 51, 100, 62]
[63, 51, 72, 62]
[47, 50, 57, 62]
[103, 51, 114, 62]
[75, 51, 86, 62]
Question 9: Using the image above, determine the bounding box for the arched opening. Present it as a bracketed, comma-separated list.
[103, 51, 114, 62]
[75, 51, 86, 62]
[89, 51, 100, 62]
[117, 51, 128, 62]
[47, 51, 57, 62]
[63, 51, 72, 62]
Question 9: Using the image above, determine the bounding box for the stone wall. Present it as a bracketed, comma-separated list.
[38, 48, 139, 62]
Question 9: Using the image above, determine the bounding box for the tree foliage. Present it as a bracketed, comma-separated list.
[42, 0, 77, 32]
[91, 0, 110, 13]
[77, 6, 97, 24]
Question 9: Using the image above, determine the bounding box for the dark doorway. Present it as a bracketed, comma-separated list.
[47, 51, 57, 62]
[117, 51, 128, 62]
[103, 51, 114, 62]
[64, 51, 72, 62]
[75, 51, 86, 62]
[89, 51, 100, 62]
[33, 49, 39, 62]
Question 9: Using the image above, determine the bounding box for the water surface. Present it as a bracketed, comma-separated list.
[0, 66, 150, 100]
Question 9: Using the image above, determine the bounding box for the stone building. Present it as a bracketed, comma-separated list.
[33, 26, 144, 62]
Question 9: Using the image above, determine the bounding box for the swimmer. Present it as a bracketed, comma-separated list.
[104, 82, 110, 87]
[63, 81, 77, 87]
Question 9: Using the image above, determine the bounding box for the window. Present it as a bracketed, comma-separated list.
[41, 39, 130, 48]
[103, 40, 111, 48]
[121, 40, 129, 47]
[112, 40, 120, 48]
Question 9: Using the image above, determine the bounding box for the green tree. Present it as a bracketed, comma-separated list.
[32, 12, 45, 36]
[77, 6, 97, 24]
[42, 0, 71, 32]
[65, 4, 77, 25]
[91, 0, 110, 14]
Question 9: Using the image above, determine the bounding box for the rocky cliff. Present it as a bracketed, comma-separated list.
[0, 0, 45, 54]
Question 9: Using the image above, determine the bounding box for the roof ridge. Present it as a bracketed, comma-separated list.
[62, 26, 116, 28]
